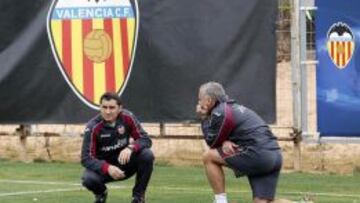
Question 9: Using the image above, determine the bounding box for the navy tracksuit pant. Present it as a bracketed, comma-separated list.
[81, 148, 154, 198]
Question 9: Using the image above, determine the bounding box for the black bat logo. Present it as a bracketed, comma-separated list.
[327, 22, 353, 39]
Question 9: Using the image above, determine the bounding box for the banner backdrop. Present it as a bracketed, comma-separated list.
[316, 0, 360, 136]
[0, 0, 277, 124]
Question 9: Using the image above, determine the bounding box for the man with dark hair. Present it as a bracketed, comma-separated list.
[196, 82, 282, 203]
[81, 92, 154, 203]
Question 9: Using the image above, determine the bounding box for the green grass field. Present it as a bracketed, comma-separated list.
[0, 160, 359, 203]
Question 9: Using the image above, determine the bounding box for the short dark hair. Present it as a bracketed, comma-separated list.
[100, 92, 122, 106]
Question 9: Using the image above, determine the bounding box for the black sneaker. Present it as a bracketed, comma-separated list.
[94, 191, 107, 203]
[131, 196, 145, 203]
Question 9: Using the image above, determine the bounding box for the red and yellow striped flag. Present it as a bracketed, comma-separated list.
[47, 0, 138, 109]
[327, 40, 354, 69]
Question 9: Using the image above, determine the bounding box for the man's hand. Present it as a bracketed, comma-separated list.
[222, 140, 239, 155]
[118, 147, 132, 165]
[108, 165, 125, 180]
[196, 104, 209, 120]
[129, 137, 135, 144]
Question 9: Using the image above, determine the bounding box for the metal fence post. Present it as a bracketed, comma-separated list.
[291, 0, 303, 171]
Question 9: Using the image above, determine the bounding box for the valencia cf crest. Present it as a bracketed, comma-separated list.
[47, 0, 139, 109]
[327, 22, 355, 69]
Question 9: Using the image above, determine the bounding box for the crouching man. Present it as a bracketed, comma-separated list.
[81, 92, 154, 203]
[197, 82, 282, 203]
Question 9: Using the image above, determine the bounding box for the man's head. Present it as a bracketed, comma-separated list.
[99, 92, 122, 122]
[198, 81, 228, 113]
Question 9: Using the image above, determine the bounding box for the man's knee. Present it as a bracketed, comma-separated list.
[82, 171, 102, 188]
[203, 149, 224, 165]
[202, 149, 215, 164]
[138, 148, 155, 164]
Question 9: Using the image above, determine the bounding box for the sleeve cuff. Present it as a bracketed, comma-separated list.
[133, 143, 141, 152]
[101, 162, 110, 174]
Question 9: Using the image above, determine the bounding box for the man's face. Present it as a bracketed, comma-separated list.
[198, 89, 215, 114]
[100, 99, 122, 122]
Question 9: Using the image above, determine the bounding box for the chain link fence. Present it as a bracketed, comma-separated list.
[277, 0, 292, 62]
[276, 0, 317, 136]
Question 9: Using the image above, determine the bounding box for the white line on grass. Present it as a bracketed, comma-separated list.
[0, 188, 82, 197]
[1, 179, 360, 199]
[0, 179, 125, 197]
[279, 191, 360, 199]
[150, 186, 360, 199]
[0, 179, 81, 186]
